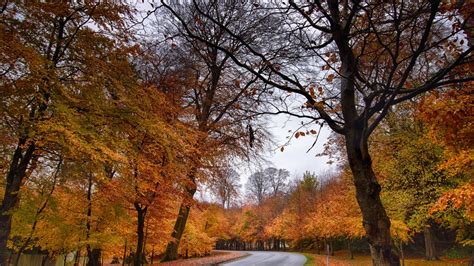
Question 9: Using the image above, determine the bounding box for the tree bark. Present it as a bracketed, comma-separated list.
[161, 185, 196, 262]
[85, 173, 101, 266]
[150, 246, 154, 265]
[424, 226, 438, 260]
[86, 249, 101, 266]
[0, 140, 36, 265]
[329, 0, 401, 260]
[348, 239, 354, 260]
[74, 249, 81, 266]
[134, 203, 147, 266]
[122, 239, 127, 266]
[41, 254, 50, 266]
[399, 240, 405, 266]
[346, 130, 400, 266]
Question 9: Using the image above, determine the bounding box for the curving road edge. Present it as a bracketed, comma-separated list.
[220, 251, 307, 266]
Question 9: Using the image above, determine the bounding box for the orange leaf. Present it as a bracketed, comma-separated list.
[326, 74, 334, 83]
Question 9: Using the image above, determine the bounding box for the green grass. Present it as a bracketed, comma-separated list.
[294, 251, 470, 266]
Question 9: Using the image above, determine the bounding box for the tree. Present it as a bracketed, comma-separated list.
[420, 88, 474, 234]
[246, 171, 270, 205]
[0, 2, 134, 263]
[286, 172, 319, 248]
[370, 103, 472, 260]
[245, 167, 289, 205]
[209, 168, 240, 209]
[265, 168, 289, 197]
[150, 1, 269, 261]
[161, 1, 473, 264]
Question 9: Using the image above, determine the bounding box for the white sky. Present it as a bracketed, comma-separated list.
[218, 112, 336, 193]
[197, 115, 336, 203]
[267, 114, 334, 180]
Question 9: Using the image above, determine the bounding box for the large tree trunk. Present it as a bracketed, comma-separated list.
[424, 226, 438, 260]
[330, 1, 400, 261]
[134, 203, 147, 266]
[346, 131, 400, 266]
[0, 140, 36, 265]
[161, 185, 196, 262]
[0, 81, 49, 265]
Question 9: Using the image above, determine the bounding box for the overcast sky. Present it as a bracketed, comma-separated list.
[227, 112, 337, 188]
[267, 114, 335, 179]
[198, 115, 336, 203]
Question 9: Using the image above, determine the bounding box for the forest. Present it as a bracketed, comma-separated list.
[0, 1, 472, 266]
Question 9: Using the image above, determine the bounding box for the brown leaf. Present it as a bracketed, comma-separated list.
[326, 74, 334, 83]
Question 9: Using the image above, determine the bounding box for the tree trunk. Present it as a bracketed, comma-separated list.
[86, 173, 101, 266]
[346, 131, 400, 266]
[326, 242, 330, 266]
[331, 8, 400, 262]
[74, 249, 81, 266]
[348, 239, 354, 260]
[86, 249, 101, 266]
[399, 240, 405, 266]
[0, 140, 36, 265]
[122, 239, 127, 266]
[41, 254, 50, 266]
[150, 246, 154, 265]
[161, 185, 197, 262]
[424, 226, 438, 260]
[134, 203, 147, 266]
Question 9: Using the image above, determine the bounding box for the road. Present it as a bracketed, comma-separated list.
[221, 251, 307, 266]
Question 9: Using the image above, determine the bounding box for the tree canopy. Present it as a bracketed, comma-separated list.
[1, 1, 472, 266]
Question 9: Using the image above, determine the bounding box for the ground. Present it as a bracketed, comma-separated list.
[302, 250, 470, 266]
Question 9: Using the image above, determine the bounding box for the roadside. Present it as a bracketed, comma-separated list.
[296, 251, 469, 266]
[297, 252, 315, 266]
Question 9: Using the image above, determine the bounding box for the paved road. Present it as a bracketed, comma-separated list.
[221, 251, 307, 266]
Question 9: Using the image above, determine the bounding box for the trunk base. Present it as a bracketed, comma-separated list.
[370, 245, 400, 266]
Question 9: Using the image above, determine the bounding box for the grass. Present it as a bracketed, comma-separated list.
[296, 250, 470, 266]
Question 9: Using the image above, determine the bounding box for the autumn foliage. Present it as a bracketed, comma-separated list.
[0, 1, 472, 266]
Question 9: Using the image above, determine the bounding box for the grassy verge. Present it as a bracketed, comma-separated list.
[295, 251, 470, 266]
